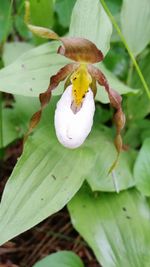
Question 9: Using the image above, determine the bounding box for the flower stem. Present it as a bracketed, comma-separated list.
[100, 0, 150, 99]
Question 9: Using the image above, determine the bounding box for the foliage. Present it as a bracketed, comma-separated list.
[33, 251, 84, 267]
[0, 0, 150, 266]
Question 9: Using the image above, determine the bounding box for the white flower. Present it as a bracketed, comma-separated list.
[54, 85, 95, 149]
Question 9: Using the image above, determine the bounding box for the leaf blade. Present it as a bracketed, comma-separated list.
[68, 185, 150, 267]
[33, 251, 84, 267]
[121, 0, 150, 56]
[69, 0, 112, 55]
[134, 138, 150, 196]
[0, 99, 92, 245]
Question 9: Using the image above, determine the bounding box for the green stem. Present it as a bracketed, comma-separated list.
[100, 0, 150, 99]
[126, 60, 134, 86]
[0, 93, 3, 148]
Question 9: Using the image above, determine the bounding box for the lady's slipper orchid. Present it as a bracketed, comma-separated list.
[55, 85, 95, 148]
[25, 1, 125, 171]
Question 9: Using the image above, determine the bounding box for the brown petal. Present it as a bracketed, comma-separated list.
[88, 64, 126, 172]
[24, 63, 78, 142]
[58, 37, 104, 63]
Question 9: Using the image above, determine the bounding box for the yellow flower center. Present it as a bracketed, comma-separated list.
[71, 64, 92, 107]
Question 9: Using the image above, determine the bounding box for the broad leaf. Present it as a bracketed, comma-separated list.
[33, 251, 84, 267]
[3, 42, 34, 66]
[85, 125, 136, 191]
[124, 120, 150, 149]
[0, 41, 69, 97]
[68, 184, 150, 267]
[134, 138, 150, 196]
[0, 98, 92, 245]
[1, 95, 39, 148]
[121, 0, 150, 56]
[69, 0, 112, 55]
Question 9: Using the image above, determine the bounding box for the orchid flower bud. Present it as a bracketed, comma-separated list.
[54, 85, 95, 149]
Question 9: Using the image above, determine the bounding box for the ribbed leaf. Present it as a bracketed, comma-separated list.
[0, 98, 92, 245]
[33, 251, 84, 267]
[121, 0, 150, 56]
[3, 42, 34, 66]
[69, 0, 112, 55]
[85, 126, 136, 191]
[1, 95, 39, 148]
[134, 138, 150, 196]
[68, 184, 150, 267]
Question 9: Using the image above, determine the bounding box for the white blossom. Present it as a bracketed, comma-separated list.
[54, 85, 95, 149]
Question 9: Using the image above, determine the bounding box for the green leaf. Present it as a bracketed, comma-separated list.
[103, 42, 128, 80]
[134, 138, 150, 196]
[3, 42, 34, 66]
[33, 251, 84, 267]
[95, 63, 138, 103]
[69, 0, 112, 55]
[0, 0, 12, 42]
[0, 97, 92, 245]
[125, 52, 150, 121]
[1, 95, 39, 148]
[105, 0, 122, 15]
[121, 0, 150, 56]
[14, 0, 31, 40]
[0, 42, 137, 102]
[68, 184, 150, 267]
[30, 0, 54, 44]
[124, 119, 150, 149]
[55, 0, 76, 28]
[85, 125, 136, 191]
[0, 41, 69, 97]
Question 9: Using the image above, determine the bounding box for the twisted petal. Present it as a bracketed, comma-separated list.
[87, 64, 126, 172]
[24, 63, 77, 142]
[54, 85, 95, 149]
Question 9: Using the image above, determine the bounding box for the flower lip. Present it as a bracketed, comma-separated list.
[54, 85, 95, 149]
[71, 64, 92, 113]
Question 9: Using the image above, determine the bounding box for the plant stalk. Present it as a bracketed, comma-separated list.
[100, 0, 150, 99]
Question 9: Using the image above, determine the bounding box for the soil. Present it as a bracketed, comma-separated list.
[0, 140, 101, 267]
